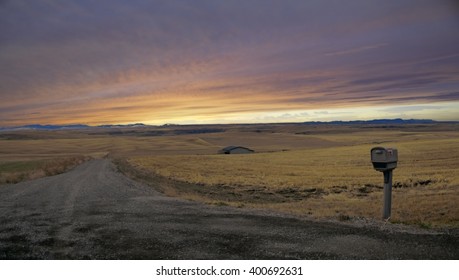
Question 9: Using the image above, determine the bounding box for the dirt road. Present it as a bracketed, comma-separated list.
[0, 159, 457, 259]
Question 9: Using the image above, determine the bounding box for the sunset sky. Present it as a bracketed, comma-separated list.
[1, 0, 459, 126]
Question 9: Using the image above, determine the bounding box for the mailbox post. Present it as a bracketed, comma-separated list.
[371, 147, 398, 220]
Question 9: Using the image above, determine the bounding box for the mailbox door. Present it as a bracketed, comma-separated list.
[371, 147, 387, 162]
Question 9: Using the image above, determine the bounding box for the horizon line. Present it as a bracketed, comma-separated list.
[2, 118, 458, 130]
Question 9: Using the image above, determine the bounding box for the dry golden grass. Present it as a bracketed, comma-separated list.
[0, 156, 91, 184]
[129, 136, 459, 227]
[129, 139, 459, 190]
[0, 135, 217, 161]
[2, 124, 458, 227]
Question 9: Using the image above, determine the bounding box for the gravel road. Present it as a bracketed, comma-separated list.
[0, 159, 457, 259]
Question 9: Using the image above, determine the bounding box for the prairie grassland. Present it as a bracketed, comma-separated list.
[0, 156, 90, 184]
[130, 139, 459, 190]
[0, 131, 221, 184]
[129, 135, 459, 227]
[1, 125, 458, 227]
[0, 135, 217, 160]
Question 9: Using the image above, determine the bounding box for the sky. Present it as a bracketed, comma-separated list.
[1, 0, 459, 126]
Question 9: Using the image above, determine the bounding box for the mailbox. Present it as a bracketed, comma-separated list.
[371, 146, 398, 220]
[371, 147, 398, 172]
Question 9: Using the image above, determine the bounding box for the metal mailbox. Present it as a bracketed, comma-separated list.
[371, 147, 398, 172]
[371, 146, 399, 220]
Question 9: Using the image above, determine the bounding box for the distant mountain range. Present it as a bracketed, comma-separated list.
[14, 124, 91, 130]
[0, 119, 456, 131]
[0, 123, 147, 131]
[302, 118, 442, 125]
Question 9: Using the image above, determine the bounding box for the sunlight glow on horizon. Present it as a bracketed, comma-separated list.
[137, 101, 459, 126]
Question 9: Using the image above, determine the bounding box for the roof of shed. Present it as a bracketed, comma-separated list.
[221, 146, 254, 152]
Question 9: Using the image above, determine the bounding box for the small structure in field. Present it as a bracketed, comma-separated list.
[218, 146, 254, 154]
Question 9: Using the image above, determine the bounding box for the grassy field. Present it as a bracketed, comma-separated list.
[130, 139, 459, 189]
[0, 156, 91, 184]
[124, 125, 459, 227]
[1, 123, 458, 227]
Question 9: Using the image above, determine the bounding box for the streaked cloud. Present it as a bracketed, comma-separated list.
[325, 43, 389, 57]
[0, 0, 458, 125]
